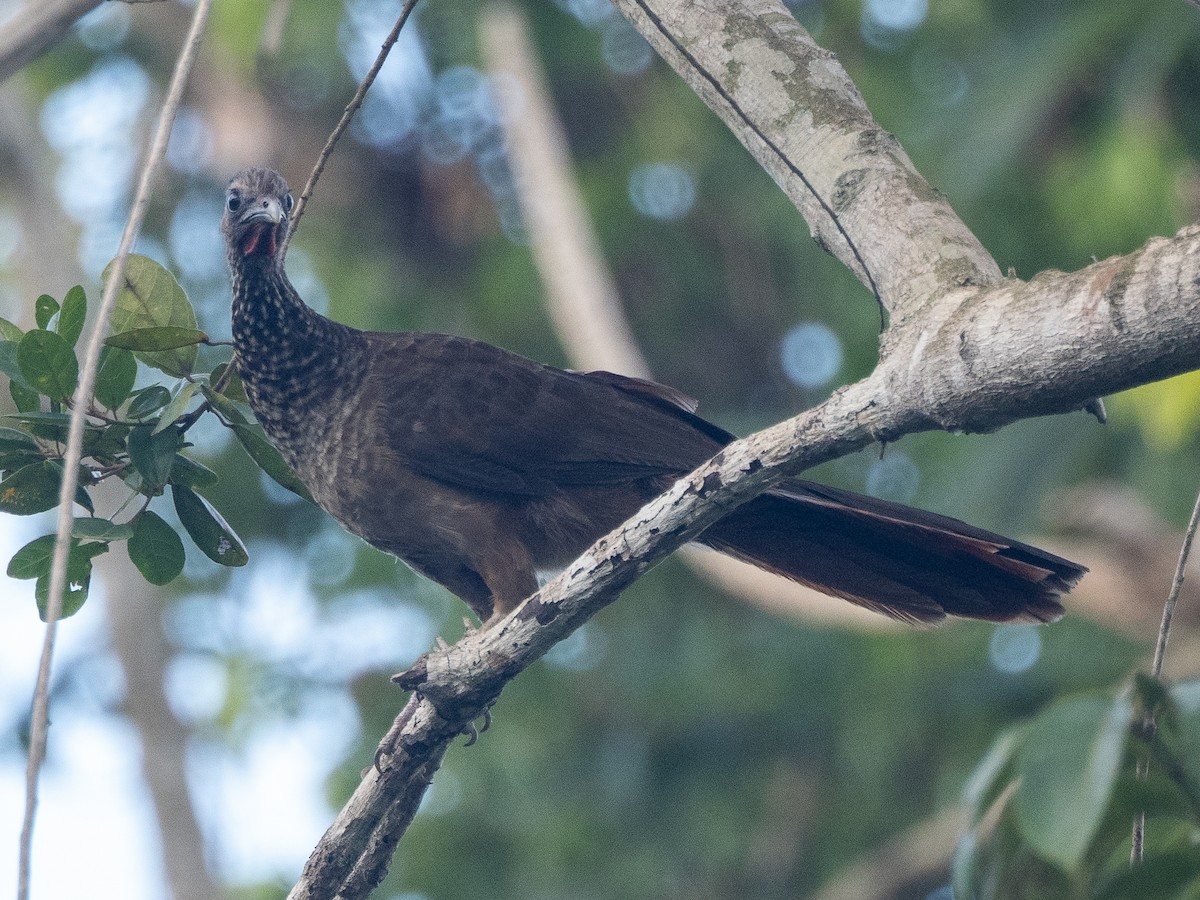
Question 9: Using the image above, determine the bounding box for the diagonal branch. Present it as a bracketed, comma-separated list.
[293, 218, 1200, 888]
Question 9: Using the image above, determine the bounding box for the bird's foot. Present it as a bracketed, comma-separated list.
[460, 703, 495, 747]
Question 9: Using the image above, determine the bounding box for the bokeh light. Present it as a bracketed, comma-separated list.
[910, 47, 968, 108]
[628, 162, 697, 220]
[866, 0, 928, 31]
[41, 56, 150, 223]
[866, 451, 920, 503]
[163, 653, 228, 725]
[989, 623, 1043, 674]
[77, 2, 130, 52]
[165, 106, 214, 174]
[339, 0, 432, 148]
[601, 18, 653, 75]
[555, 0, 617, 27]
[169, 191, 226, 282]
[860, 0, 928, 50]
[780, 321, 843, 389]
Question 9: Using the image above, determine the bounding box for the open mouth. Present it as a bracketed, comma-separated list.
[240, 221, 279, 257]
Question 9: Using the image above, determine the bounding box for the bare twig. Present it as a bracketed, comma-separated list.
[1131, 484, 1200, 862]
[1150, 488, 1200, 677]
[17, 2, 215, 897]
[280, 0, 421, 258]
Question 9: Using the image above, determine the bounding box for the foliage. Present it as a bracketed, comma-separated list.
[956, 674, 1200, 899]
[0, 256, 305, 620]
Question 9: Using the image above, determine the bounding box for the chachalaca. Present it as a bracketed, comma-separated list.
[222, 167, 1085, 625]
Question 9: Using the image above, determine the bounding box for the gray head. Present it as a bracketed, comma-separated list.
[221, 167, 294, 263]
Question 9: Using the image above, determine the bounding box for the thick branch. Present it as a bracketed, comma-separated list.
[612, 0, 1002, 313]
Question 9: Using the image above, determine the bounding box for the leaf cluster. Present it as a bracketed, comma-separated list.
[0, 255, 309, 620]
[956, 673, 1200, 899]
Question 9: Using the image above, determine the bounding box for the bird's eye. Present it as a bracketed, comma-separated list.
[226, 191, 242, 213]
[284, 193, 294, 213]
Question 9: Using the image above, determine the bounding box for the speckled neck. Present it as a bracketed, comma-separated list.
[229, 251, 368, 463]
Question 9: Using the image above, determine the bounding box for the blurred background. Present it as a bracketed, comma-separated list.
[1, 0, 1200, 897]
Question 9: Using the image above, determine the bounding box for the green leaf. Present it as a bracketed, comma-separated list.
[10, 533, 108, 619]
[56, 285, 87, 348]
[10, 380, 39, 413]
[0, 316, 22, 343]
[126, 385, 172, 420]
[172, 484, 248, 567]
[17, 330, 78, 401]
[1170, 678, 1200, 783]
[210, 361, 248, 403]
[83, 421, 129, 461]
[1014, 693, 1133, 872]
[8, 533, 111, 579]
[1, 411, 70, 426]
[126, 425, 181, 493]
[0, 453, 43, 476]
[34, 294, 59, 330]
[0, 426, 38, 453]
[152, 381, 200, 435]
[94, 346, 138, 410]
[0, 340, 39, 394]
[33, 541, 108, 621]
[200, 382, 248, 424]
[7, 533, 56, 579]
[0, 461, 63, 514]
[963, 722, 1027, 822]
[72, 517, 135, 542]
[106, 327, 209, 353]
[103, 254, 198, 376]
[170, 454, 219, 490]
[127, 510, 185, 585]
[230, 423, 313, 503]
[1094, 848, 1200, 900]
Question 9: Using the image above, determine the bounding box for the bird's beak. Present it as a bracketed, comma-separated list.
[243, 196, 285, 226]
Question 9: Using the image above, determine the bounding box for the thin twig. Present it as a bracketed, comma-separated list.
[1131, 484, 1200, 863]
[17, 2, 214, 897]
[279, 0, 421, 258]
[1150, 488, 1200, 677]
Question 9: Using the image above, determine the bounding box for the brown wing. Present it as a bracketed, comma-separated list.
[367, 332, 730, 496]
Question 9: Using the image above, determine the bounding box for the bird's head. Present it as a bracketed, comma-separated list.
[221, 167, 294, 263]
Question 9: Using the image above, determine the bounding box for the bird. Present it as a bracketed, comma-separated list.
[222, 166, 1085, 626]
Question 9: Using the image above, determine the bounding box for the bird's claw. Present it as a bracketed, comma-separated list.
[460, 702, 495, 747]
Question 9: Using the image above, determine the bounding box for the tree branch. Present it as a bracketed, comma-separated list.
[286, 2, 1200, 895]
[612, 0, 1003, 313]
[0, 0, 103, 85]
